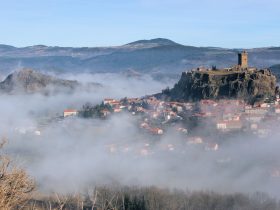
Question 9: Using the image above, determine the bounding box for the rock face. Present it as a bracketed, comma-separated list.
[0, 69, 79, 94]
[168, 69, 277, 103]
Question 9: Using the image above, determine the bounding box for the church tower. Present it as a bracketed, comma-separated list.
[238, 51, 248, 69]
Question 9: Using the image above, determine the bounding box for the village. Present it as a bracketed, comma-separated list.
[9, 51, 280, 179]
[59, 93, 280, 157]
[58, 50, 280, 159]
[12, 50, 280, 162]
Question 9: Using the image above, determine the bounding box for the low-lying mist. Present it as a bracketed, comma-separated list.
[1, 71, 280, 198]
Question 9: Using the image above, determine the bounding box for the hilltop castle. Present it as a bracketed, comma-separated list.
[176, 51, 277, 103]
[192, 51, 257, 72]
[238, 51, 248, 69]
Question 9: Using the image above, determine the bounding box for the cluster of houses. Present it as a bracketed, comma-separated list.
[212, 98, 280, 137]
[100, 97, 190, 136]
[69, 97, 279, 134]
[36, 94, 280, 179]
[89, 96, 280, 138]
[60, 94, 280, 155]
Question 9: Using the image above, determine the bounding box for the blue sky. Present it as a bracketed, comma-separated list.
[0, 0, 279, 48]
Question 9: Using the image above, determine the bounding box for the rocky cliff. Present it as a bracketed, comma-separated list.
[0, 69, 79, 94]
[166, 69, 277, 103]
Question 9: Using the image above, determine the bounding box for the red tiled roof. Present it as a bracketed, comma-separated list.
[64, 109, 77, 112]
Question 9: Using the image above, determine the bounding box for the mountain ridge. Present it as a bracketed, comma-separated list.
[0, 38, 280, 74]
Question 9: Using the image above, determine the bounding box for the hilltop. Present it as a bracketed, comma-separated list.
[157, 52, 278, 104]
[164, 69, 277, 104]
[124, 38, 180, 48]
[0, 69, 79, 94]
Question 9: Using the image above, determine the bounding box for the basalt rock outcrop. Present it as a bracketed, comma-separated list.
[0, 68, 79, 94]
[166, 69, 277, 103]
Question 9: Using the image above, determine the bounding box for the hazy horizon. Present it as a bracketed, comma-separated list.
[0, 0, 279, 48]
[0, 37, 279, 49]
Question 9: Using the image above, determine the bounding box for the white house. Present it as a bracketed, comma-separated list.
[63, 109, 78, 117]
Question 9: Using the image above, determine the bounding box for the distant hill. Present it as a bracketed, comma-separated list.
[0, 69, 79, 94]
[124, 38, 180, 48]
[0, 39, 280, 74]
[269, 64, 280, 81]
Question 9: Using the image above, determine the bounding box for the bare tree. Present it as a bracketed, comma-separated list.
[0, 139, 35, 209]
[54, 193, 71, 210]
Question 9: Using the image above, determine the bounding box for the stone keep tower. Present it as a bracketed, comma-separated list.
[238, 51, 248, 69]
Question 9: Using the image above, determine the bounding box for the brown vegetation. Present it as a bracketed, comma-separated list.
[0, 139, 35, 209]
[1, 138, 279, 210]
[23, 186, 280, 210]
